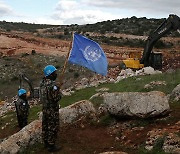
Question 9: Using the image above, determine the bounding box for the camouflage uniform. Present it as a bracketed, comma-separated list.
[15, 97, 29, 128]
[40, 78, 61, 148]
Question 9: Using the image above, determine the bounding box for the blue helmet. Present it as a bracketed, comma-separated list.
[44, 65, 57, 77]
[18, 89, 27, 96]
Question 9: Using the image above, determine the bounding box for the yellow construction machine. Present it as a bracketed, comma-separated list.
[121, 51, 144, 69]
[121, 14, 180, 70]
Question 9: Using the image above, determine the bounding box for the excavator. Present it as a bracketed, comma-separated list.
[121, 14, 180, 70]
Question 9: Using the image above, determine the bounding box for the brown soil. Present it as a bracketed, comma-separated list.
[0, 125, 20, 140]
[25, 112, 180, 154]
[0, 31, 69, 56]
[26, 122, 130, 154]
[59, 124, 117, 154]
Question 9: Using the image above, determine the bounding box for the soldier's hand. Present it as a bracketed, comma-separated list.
[26, 91, 31, 98]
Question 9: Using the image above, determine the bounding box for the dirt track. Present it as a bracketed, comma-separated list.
[0, 32, 69, 56]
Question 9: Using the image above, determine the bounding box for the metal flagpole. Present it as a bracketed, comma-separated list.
[59, 32, 74, 87]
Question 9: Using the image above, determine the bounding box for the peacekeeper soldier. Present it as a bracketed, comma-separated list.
[15, 89, 30, 128]
[40, 65, 62, 152]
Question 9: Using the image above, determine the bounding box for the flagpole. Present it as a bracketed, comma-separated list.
[59, 32, 74, 87]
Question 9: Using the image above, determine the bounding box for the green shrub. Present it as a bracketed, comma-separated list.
[99, 114, 114, 126]
[74, 72, 80, 78]
[90, 96, 104, 109]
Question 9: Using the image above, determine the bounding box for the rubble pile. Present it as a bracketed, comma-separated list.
[107, 122, 145, 149]
[144, 81, 167, 89]
[0, 100, 13, 117]
[116, 67, 162, 83]
[145, 121, 180, 153]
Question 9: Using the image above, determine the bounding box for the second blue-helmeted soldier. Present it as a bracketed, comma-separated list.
[15, 88, 29, 128]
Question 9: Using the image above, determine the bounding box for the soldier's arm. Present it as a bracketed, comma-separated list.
[47, 83, 62, 102]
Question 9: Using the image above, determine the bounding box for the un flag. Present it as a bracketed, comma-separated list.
[68, 33, 108, 76]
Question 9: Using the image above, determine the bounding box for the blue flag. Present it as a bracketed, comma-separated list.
[68, 33, 108, 76]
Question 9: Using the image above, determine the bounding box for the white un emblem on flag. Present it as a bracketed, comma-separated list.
[83, 46, 101, 62]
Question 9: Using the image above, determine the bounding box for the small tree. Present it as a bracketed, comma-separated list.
[64, 28, 69, 35]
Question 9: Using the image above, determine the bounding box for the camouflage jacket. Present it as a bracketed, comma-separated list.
[15, 98, 29, 117]
[40, 78, 61, 114]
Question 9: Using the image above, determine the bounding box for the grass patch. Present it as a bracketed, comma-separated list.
[152, 136, 166, 152]
[132, 119, 152, 127]
[60, 87, 97, 107]
[98, 114, 115, 126]
[0, 111, 18, 139]
[90, 96, 104, 109]
[138, 147, 168, 154]
[28, 105, 42, 122]
[175, 131, 180, 137]
[19, 142, 45, 154]
[169, 100, 180, 108]
[0, 111, 16, 128]
[98, 69, 180, 94]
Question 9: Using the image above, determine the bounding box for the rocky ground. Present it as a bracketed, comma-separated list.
[1, 93, 179, 154]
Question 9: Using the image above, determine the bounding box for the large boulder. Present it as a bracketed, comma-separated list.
[59, 100, 96, 124]
[0, 120, 42, 153]
[170, 84, 180, 102]
[103, 91, 170, 118]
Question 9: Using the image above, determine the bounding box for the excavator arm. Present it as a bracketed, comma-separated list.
[140, 14, 180, 67]
[19, 73, 34, 98]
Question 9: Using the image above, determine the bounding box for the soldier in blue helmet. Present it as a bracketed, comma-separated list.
[15, 88, 30, 128]
[40, 65, 62, 152]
